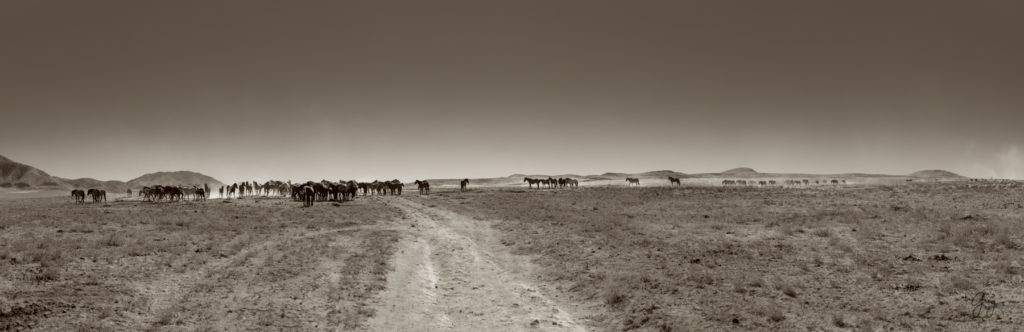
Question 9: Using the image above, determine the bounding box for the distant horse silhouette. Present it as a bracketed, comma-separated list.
[668, 176, 681, 186]
[87, 189, 106, 203]
[524, 177, 542, 189]
[301, 185, 315, 207]
[626, 178, 640, 186]
[414, 180, 430, 194]
[460, 179, 469, 192]
[71, 190, 85, 204]
[567, 178, 579, 188]
[386, 180, 404, 195]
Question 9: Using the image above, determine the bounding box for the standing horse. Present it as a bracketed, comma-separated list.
[87, 189, 106, 202]
[71, 190, 85, 204]
[414, 180, 430, 194]
[460, 179, 469, 192]
[626, 178, 640, 186]
[668, 176, 681, 186]
[524, 177, 542, 189]
[301, 185, 315, 207]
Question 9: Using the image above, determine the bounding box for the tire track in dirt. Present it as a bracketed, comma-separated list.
[136, 225, 352, 329]
[364, 197, 587, 332]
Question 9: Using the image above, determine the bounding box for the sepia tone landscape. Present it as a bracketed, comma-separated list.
[3, 151, 1023, 331]
[3, 0, 1023, 331]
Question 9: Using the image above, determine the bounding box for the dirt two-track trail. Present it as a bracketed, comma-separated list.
[364, 197, 589, 332]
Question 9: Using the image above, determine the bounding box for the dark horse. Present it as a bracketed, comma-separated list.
[523, 177, 542, 189]
[71, 189, 85, 204]
[460, 179, 469, 192]
[414, 180, 430, 194]
[87, 188, 106, 202]
[301, 185, 315, 207]
[626, 178, 640, 186]
[668, 176, 681, 186]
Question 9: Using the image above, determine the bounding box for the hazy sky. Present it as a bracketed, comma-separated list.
[2, 0, 1022, 183]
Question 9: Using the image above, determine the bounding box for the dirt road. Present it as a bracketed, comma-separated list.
[364, 197, 589, 332]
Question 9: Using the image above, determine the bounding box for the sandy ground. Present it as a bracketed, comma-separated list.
[5, 182, 1023, 331]
[364, 197, 588, 331]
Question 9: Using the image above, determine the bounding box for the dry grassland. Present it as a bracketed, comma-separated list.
[413, 184, 1024, 331]
[0, 196, 403, 331]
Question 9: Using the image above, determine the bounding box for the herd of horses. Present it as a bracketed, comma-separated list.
[722, 178, 846, 186]
[69, 179, 445, 207]
[70, 189, 106, 203]
[69, 174, 867, 206]
[523, 177, 579, 189]
[139, 185, 210, 201]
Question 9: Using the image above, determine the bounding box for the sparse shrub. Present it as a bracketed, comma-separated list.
[101, 233, 125, 247]
[14, 182, 30, 189]
[0, 182, 11, 188]
[814, 228, 833, 237]
[34, 266, 60, 282]
[943, 274, 975, 292]
[781, 284, 798, 298]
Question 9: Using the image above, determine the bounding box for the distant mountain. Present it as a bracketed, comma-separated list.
[910, 170, 964, 178]
[0, 154, 65, 189]
[127, 171, 225, 189]
[57, 177, 128, 192]
[719, 167, 759, 177]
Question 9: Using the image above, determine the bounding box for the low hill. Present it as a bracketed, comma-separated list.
[0, 154, 66, 189]
[910, 170, 964, 178]
[719, 167, 759, 177]
[639, 170, 689, 178]
[57, 177, 129, 192]
[127, 171, 225, 189]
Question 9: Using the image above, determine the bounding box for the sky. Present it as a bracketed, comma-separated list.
[1, 0, 1022, 183]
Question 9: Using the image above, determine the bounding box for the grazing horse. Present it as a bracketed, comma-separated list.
[626, 178, 640, 186]
[196, 188, 206, 201]
[126, 188, 132, 197]
[71, 189, 86, 204]
[567, 178, 579, 188]
[722, 180, 735, 186]
[460, 179, 469, 192]
[301, 185, 315, 207]
[524, 177, 542, 189]
[385, 180, 404, 195]
[830, 179, 840, 185]
[668, 176, 681, 186]
[414, 180, 430, 194]
[87, 189, 106, 202]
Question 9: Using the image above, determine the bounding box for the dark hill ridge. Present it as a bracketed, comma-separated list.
[0, 154, 64, 188]
[719, 167, 758, 176]
[1, 154, 225, 192]
[127, 171, 225, 189]
[57, 177, 129, 192]
[910, 170, 964, 178]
